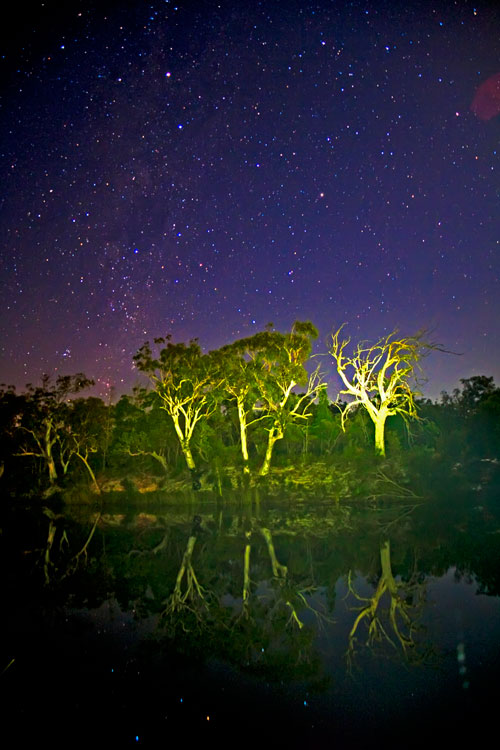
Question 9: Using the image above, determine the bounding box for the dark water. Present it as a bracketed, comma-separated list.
[3, 484, 500, 748]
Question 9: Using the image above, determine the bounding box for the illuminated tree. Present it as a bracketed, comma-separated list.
[210, 342, 261, 475]
[209, 322, 323, 476]
[16, 373, 94, 484]
[63, 396, 109, 492]
[133, 336, 222, 479]
[112, 390, 177, 474]
[251, 321, 324, 475]
[329, 326, 433, 457]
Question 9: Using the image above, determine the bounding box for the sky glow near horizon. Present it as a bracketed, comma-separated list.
[0, 0, 498, 400]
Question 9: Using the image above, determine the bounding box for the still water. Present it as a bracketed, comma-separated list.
[3, 489, 500, 747]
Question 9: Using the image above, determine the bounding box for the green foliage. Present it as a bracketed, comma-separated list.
[134, 335, 223, 475]
[2, 324, 500, 500]
[440, 376, 500, 459]
[111, 390, 179, 474]
[13, 373, 96, 489]
[308, 388, 342, 456]
[210, 320, 322, 475]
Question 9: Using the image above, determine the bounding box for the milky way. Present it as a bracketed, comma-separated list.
[1, 0, 498, 399]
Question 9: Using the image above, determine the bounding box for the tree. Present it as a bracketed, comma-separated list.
[250, 321, 324, 475]
[133, 336, 222, 480]
[0, 385, 24, 480]
[212, 333, 277, 475]
[16, 374, 94, 485]
[329, 326, 435, 457]
[441, 376, 500, 457]
[308, 386, 342, 456]
[442, 375, 497, 417]
[210, 322, 323, 476]
[112, 390, 177, 474]
[63, 396, 110, 492]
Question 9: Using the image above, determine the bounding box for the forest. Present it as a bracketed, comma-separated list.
[1, 320, 499, 503]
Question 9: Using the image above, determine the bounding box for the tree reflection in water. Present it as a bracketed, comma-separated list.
[155, 515, 332, 678]
[345, 539, 427, 668]
[4, 488, 500, 745]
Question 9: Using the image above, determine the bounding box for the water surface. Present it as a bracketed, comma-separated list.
[3, 488, 500, 747]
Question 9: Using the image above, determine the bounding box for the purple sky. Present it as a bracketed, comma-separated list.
[1, 0, 498, 400]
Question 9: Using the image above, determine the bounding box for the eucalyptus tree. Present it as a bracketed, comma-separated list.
[0, 385, 24, 478]
[64, 396, 110, 492]
[442, 375, 497, 417]
[212, 335, 273, 475]
[16, 373, 94, 484]
[245, 321, 323, 476]
[308, 386, 342, 456]
[112, 389, 178, 474]
[329, 326, 436, 458]
[441, 375, 500, 457]
[133, 336, 222, 479]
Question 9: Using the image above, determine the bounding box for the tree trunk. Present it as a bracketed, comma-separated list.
[181, 443, 196, 470]
[374, 410, 388, 457]
[150, 451, 168, 472]
[242, 532, 251, 615]
[259, 425, 283, 476]
[171, 414, 196, 470]
[261, 527, 287, 578]
[379, 539, 396, 591]
[76, 452, 101, 493]
[47, 455, 58, 483]
[237, 400, 250, 474]
[44, 421, 58, 483]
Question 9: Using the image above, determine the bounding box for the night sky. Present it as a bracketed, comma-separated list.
[1, 0, 499, 400]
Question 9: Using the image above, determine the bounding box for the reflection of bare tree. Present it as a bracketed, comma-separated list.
[346, 539, 424, 666]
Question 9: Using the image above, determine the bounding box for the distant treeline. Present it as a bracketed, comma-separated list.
[1, 321, 499, 496]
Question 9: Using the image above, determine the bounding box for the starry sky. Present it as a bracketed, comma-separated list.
[1, 0, 499, 400]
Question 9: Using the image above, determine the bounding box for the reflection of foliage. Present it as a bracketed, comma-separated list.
[9, 494, 500, 719]
[259, 525, 305, 628]
[39, 507, 101, 585]
[160, 534, 209, 627]
[368, 467, 421, 501]
[234, 525, 331, 630]
[346, 540, 425, 668]
[151, 519, 332, 683]
[223, 524, 330, 681]
[60, 510, 101, 579]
